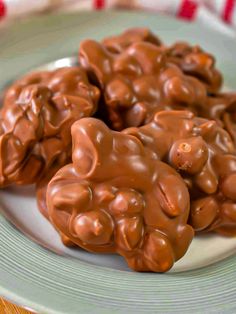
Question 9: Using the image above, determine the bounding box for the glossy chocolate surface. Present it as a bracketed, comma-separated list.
[102, 27, 162, 53]
[166, 42, 222, 93]
[103, 29, 222, 93]
[46, 117, 193, 272]
[124, 110, 236, 235]
[0, 67, 100, 187]
[79, 39, 209, 130]
[80, 30, 236, 146]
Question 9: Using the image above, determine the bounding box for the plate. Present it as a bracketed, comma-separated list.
[0, 11, 236, 314]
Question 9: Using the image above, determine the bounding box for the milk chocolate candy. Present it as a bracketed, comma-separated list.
[0, 67, 100, 187]
[102, 29, 222, 93]
[46, 117, 193, 272]
[166, 42, 222, 93]
[124, 110, 236, 235]
[102, 27, 162, 53]
[79, 39, 207, 130]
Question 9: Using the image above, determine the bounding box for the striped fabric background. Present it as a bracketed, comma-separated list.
[0, 0, 236, 28]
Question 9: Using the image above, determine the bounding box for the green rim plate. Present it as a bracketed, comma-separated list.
[0, 11, 236, 314]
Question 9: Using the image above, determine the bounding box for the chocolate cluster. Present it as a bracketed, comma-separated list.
[2, 27, 236, 272]
[0, 67, 100, 187]
[166, 42, 222, 93]
[102, 27, 162, 53]
[103, 28, 222, 93]
[124, 110, 236, 235]
[47, 118, 193, 272]
[79, 38, 207, 130]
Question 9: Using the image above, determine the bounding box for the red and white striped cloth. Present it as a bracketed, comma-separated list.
[1, 0, 236, 36]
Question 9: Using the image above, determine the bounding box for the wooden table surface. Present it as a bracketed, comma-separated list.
[0, 298, 33, 313]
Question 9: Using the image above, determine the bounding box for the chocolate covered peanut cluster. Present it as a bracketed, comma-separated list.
[102, 27, 162, 53]
[124, 110, 236, 235]
[79, 39, 207, 130]
[0, 67, 100, 187]
[103, 28, 222, 93]
[46, 118, 194, 272]
[166, 42, 222, 93]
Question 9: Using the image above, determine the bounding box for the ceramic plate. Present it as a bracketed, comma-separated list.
[0, 11, 236, 314]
